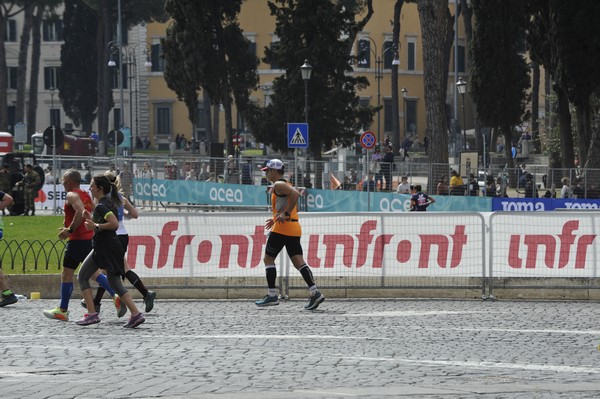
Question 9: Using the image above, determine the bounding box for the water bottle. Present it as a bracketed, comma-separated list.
[15, 294, 27, 300]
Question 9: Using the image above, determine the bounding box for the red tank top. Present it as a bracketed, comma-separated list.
[65, 188, 94, 240]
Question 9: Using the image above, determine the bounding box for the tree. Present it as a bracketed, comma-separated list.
[470, 0, 530, 186]
[60, 0, 98, 133]
[26, 3, 44, 138]
[246, 0, 374, 164]
[15, 0, 35, 127]
[163, 0, 259, 155]
[409, 0, 455, 169]
[0, 1, 25, 131]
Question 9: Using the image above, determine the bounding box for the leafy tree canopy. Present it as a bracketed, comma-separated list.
[246, 0, 374, 157]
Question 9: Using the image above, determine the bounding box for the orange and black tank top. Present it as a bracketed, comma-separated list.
[271, 179, 301, 237]
[65, 188, 94, 240]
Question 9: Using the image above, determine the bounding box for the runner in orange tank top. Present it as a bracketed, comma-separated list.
[255, 159, 324, 310]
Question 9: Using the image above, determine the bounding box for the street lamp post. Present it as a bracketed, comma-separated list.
[401, 87, 407, 142]
[49, 86, 57, 215]
[108, 40, 152, 157]
[300, 60, 312, 187]
[359, 37, 399, 146]
[49, 87, 55, 127]
[457, 76, 467, 151]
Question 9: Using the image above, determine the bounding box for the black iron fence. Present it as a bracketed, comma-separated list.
[0, 240, 65, 272]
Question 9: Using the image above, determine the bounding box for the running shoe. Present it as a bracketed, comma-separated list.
[123, 312, 145, 328]
[304, 291, 325, 311]
[75, 312, 100, 326]
[255, 294, 279, 307]
[0, 293, 18, 307]
[80, 298, 101, 313]
[43, 306, 70, 321]
[113, 295, 127, 318]
[144, 291, 156, 313]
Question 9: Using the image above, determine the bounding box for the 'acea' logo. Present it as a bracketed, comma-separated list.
[208, 187, 243, 203]
[135, 182, 167, 198]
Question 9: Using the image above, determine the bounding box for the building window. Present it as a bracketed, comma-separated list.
[406, 99, 417, 136]
[357, 39, 371, 68]
[44, 67, 60, 90]
[359, 97, 372, 130]
[156, 105, 172, 136]
[42, 19, 63, 42]
[151, 43, 165, 72]
[269, 41, 281, 70]
[383, 41, 395, 69]
[5, 19, 16, 42]
[247, 40, 256, 57]
[7, 67, 18, 89]
[407, 39, 416, 71]
[50, 109, 61, 128]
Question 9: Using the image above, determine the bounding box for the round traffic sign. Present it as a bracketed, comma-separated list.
[43, 126, 64, 147]
[107, 130, 124, 147]
[360, 131, 377, 150]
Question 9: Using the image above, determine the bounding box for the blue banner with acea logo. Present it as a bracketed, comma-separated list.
[134, 178, 492, 212]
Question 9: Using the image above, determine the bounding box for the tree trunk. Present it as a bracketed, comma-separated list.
[212, 103, 220, 145]
[391, 0, 403, 152]
[97, 2, 113, 152]
[26, 5, 43, 140]
[531, 60, 540, 153]
[16, 3, 34, 125]
[575, 102, 591, 166]
[556, 84, 574, 169]
[416, 0, 451, 166]
[0, 10, 9, 131]
[203, 90, 213, 142]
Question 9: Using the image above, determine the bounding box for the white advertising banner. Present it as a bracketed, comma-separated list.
[490, 212, 600, 278]
[36, 184, 91, 210]
[124, 212, 487, 279]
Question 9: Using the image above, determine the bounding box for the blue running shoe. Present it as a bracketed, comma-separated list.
[304, 291, 325, 310]
[255, 295, 279, 307]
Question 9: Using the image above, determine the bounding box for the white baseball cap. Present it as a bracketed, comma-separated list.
[261, 159, 284, 171]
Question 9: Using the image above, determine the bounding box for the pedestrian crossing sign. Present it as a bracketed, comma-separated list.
[287, 123, 309, 148]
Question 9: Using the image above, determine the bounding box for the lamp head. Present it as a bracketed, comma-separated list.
[108, 59, 117, 67]
[300, 59, 312, 81]
[401, 87, 407, 98]
[456, 76, 467, 94]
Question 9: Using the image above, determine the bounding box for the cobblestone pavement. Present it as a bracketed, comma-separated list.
[1, 298, 600, 398]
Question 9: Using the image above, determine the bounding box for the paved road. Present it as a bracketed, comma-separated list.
[1, 298, 600, 398]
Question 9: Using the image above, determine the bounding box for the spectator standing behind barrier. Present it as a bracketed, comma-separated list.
[468, 173, 479, 196]
[45, 166, 56, 184]
[436, 175, 449, 195]
[485, 176, 497, 197]
[449, 170, 464, 196]
[362, 172, 376, 192]
[241, 160, 253, 185]
[523, 173, 538, 198]
[0, 165, 11, 216]
[225, 155, 238, 184]
[561, 177, 572, 198]
[380, 145, 394, 192]
[255, 159, 325, 310]
[0, 192, 17, 307]
[16, 164, 40, 216]
[370, 148, 383, 188]
[396, 176, 410, 194]
[410, 184, 435, 212]
[401, 137, 412, 161]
